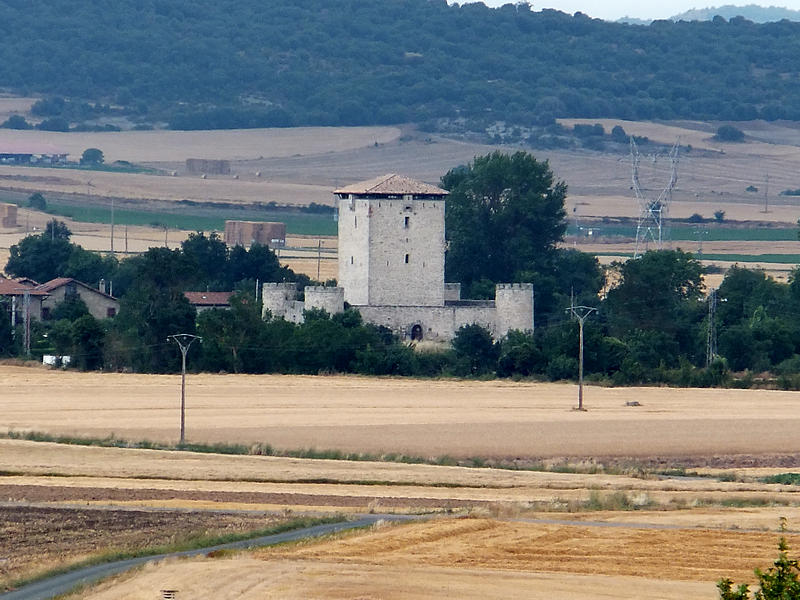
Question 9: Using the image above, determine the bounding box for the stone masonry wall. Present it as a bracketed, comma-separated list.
[304, 286, 344, 316]
[495, 283, 534, 337]
[366, 198, 445, 307]
[337, 198, 371, 305]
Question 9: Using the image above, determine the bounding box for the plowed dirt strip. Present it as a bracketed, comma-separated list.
[0, 506, 285, 591]
[0, 485, 480, 510]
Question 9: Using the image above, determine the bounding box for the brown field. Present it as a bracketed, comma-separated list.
[0, 505, 285, 589]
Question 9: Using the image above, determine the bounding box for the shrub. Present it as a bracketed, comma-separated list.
[714, 124, 745, 142]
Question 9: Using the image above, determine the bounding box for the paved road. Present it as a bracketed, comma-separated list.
[1, 516, 399, 600]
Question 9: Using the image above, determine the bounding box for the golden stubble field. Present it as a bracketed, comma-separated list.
[3, 365, 800, 458]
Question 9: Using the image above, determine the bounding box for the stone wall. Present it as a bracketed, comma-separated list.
[304, 286, 344, 316]
[495, 283, 534, 336]
[261, 282, 297, 320]
[444, 282, 461, 302]
[337, 198, 371, 305]
[366, 197, 445, 307]
[356, 303, 497, 342]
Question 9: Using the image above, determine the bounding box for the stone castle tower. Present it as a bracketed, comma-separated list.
[264, 174, 533, 341]
[335, 174, 449, 307]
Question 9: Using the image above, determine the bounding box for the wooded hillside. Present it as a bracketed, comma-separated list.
[2, 0, 800, 129]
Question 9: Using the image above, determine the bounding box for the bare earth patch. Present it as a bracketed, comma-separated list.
[0, 505, 286, 591]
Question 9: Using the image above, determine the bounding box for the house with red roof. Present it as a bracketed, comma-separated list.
[34, 278, 119, 320]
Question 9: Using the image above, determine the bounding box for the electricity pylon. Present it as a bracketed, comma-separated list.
[631, 138, 679, 258]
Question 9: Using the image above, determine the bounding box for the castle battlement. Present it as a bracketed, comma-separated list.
[262, 282, 295, 290]
[304, 286, 343, 293]
[496, 283, 533, 291]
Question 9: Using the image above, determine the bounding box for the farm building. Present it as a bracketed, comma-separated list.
[0, 203, 17, 228]
[225, 220, 286, 249]
[0, 142, 68, 165]
[0, 277, 49, 322]
[184, 291, 234, 314]
[185, 158, 230, 175]
[263, 174, 533, 341]
[35, 278, 119, 320]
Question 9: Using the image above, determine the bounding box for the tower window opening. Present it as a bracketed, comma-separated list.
[354, 216, 357, 228]
[404, 253, 409, 264]
[350, 256, 354, 264]
[404, 216, 409, 228]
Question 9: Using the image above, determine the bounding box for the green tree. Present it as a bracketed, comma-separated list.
[27, 192, 47, 211]
[80, 148, 104, 165]
[714, 124, 745, 142]
[50, 295, 89, 321]
[6, 220, 74, 282]
[109, 247, 196, 372]
[442, 151, 567, 298]
[0, 115, 33, 129]
[181, 232, 229, 289]
[0, 299, 16, 356]
[71, 314, 105, 370]
[451, 323, 498, 375]
[718, 520, 800, 599]
[603, 250, 706, 364]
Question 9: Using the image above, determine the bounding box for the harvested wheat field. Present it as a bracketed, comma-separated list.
[66, 517, 800, 600]
[3, 365, 800, 458]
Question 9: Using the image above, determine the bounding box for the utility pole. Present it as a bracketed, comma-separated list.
[706, 288, 718, 367]
[566, 302, 597, 411]
[110, 197, 115, 252]
[22, 289, 31, 357]
[317, 239, 322, 281]
[168, 334, 201, 445]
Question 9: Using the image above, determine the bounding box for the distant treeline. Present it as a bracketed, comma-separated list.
[2, 1, 800, 130]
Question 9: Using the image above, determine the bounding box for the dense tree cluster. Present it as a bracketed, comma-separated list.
[1, 1, 800, 129]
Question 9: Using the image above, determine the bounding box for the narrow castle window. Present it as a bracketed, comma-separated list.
[404, 253, 409, 264]
[350, 256, 354, 264]
[354, 216, 357, 228]
[404, 216, 409, 228]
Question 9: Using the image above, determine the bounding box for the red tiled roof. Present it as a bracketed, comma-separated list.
[184, 291, 234, 306]
[34, 278, 118, 300]
[0, 278, 48, 296]
[334, 174, 448, 196]
[35, 277, 73, 292]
